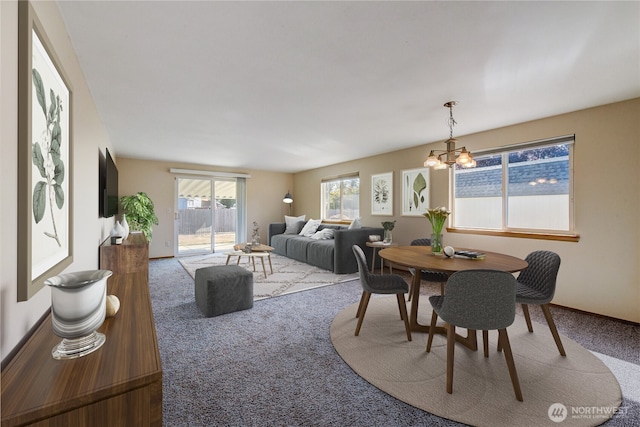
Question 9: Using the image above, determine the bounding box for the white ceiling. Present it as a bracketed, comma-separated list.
[57, 1, 639, 173]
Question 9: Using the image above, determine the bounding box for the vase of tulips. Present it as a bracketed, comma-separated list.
[423, 207, 450, 254]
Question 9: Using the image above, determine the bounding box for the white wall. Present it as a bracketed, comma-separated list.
[1, 1, 115, 360]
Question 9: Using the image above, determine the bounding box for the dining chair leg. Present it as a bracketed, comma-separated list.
[498, 328, 523, 401]
[446, 323, 456, 394]
[354, 292, 371, 336]
[356, 291, 366, 318]
[407, 279, 415, 302]
[522, 304, 534, 332]
[541, 304, 567, 357]
[440, 282, 445, 295]
[396, 294, 412, 341]
[396, 294, 405, 321]
[426, 310, 438, 352]
[482, 330, 489, 357]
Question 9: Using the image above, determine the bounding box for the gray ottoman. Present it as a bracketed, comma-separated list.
[195, 265, 253, 317]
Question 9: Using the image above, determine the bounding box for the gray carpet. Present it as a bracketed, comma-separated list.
[149, 258, 640, 426]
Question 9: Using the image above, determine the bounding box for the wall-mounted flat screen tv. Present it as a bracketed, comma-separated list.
[103, 148, 119, 218]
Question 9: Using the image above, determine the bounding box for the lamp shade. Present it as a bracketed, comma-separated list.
[283, 192, 293, 204]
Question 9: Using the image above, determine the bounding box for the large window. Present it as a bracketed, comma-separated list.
[453, 136, 574, 235]
[321, 175, 360, 221]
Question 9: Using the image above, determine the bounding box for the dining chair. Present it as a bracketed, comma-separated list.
[408, 238, 449, 299]
[515, 250, 566, 357]
[352, 245, 412, 342]
[426, 269, 523, 401]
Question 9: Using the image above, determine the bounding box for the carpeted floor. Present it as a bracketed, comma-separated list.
[149, 258, 640, 426]
[178, 252, 358, 300]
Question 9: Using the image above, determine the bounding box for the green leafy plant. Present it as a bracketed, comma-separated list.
[120, 192, 159, 241]
[32, 68, 65, 246]
[381, 221, 396, 231]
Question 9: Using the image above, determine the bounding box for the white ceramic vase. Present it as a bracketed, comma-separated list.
[110, 220, 125, 238]
[121, 214, 130, 240]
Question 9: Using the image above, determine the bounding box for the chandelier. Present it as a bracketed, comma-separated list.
[424, 101, 476, 169]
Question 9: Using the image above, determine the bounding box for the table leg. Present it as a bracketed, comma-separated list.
[370, 248, 377, 274]
[260, 257, 267, 278]
[267, 254, 273, 273]
[409, 271, 432, 333]
[251, 257, 256, 272]
[225, 255, 232, 265]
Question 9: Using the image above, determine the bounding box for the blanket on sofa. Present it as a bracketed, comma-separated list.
[178, 252, 358, 301]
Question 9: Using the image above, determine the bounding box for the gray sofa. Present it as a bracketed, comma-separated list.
[268, 222, 384, 274]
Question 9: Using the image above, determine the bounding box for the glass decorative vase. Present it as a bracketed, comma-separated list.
[46, 270, 112, 360]
[384, 229, 392, 243]
[431, 233, 443, 254]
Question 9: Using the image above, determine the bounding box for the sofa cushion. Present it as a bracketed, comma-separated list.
[270, 234, 289, 255]
[310, 228, 334, 240]
[286, 236, 313, 263]
[299, 219, 321, 237]
[285, 215, 306, 234]
[306, 239, 335, 271]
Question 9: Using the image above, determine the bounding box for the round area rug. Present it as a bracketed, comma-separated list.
[330, 295, 622, 427]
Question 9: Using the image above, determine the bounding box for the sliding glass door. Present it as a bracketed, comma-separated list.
[176, 177, 238, 255]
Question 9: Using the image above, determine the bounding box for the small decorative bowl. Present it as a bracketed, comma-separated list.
[369, 235, 382, 242]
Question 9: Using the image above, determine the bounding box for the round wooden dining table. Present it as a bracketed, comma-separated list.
[379, 245, 528, 350]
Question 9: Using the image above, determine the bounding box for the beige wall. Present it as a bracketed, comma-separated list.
[1, 1, 117, 359]
[294, 99, 640, 322]
[116, 158, 293, 258]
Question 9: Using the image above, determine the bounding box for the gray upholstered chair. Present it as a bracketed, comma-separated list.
[408, 238, 449, 299]
[516, 250, 566, 356]
[352, 245, 412, 342]
[426, 269, 523, 401]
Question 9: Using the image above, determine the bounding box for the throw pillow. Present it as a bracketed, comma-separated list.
[284, 215, 306, 234]
[310, 228, 335, 240]
[348, 217, 362, 229]
[299, 219, 322, 237]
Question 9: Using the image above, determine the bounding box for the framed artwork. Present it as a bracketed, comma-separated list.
[17, 1, 73, 301]
[402, 168, 430, 216]
[371, 172, 393, 215]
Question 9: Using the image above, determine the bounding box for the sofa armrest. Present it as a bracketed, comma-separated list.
[268, 223, 286, 246]
[333, 227, 384, 274]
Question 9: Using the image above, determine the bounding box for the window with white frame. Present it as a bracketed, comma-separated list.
[453, 135, 574, 234]
[321, 175, 360, 221]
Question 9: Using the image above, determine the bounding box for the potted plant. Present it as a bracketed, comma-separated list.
[381, 220, 396, 243]
[119, 192, 159, 241]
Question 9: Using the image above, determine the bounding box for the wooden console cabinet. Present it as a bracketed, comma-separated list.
[99, 232, 149, 276]
[1, 272, 162, 426]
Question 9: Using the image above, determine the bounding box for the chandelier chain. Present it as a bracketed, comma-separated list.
[448, 103, 457, 139]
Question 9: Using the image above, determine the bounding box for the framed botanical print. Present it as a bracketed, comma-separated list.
[371, 172, 393, 215]
[402, 168, 430, 216]
[17, 1, 74, 301]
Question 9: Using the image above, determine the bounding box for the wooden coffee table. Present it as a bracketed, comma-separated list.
[225, 244, 274, 278]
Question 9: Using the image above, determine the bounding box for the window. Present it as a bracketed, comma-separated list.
[321, 175, 360, 221]
[453, 136, 574, 235]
